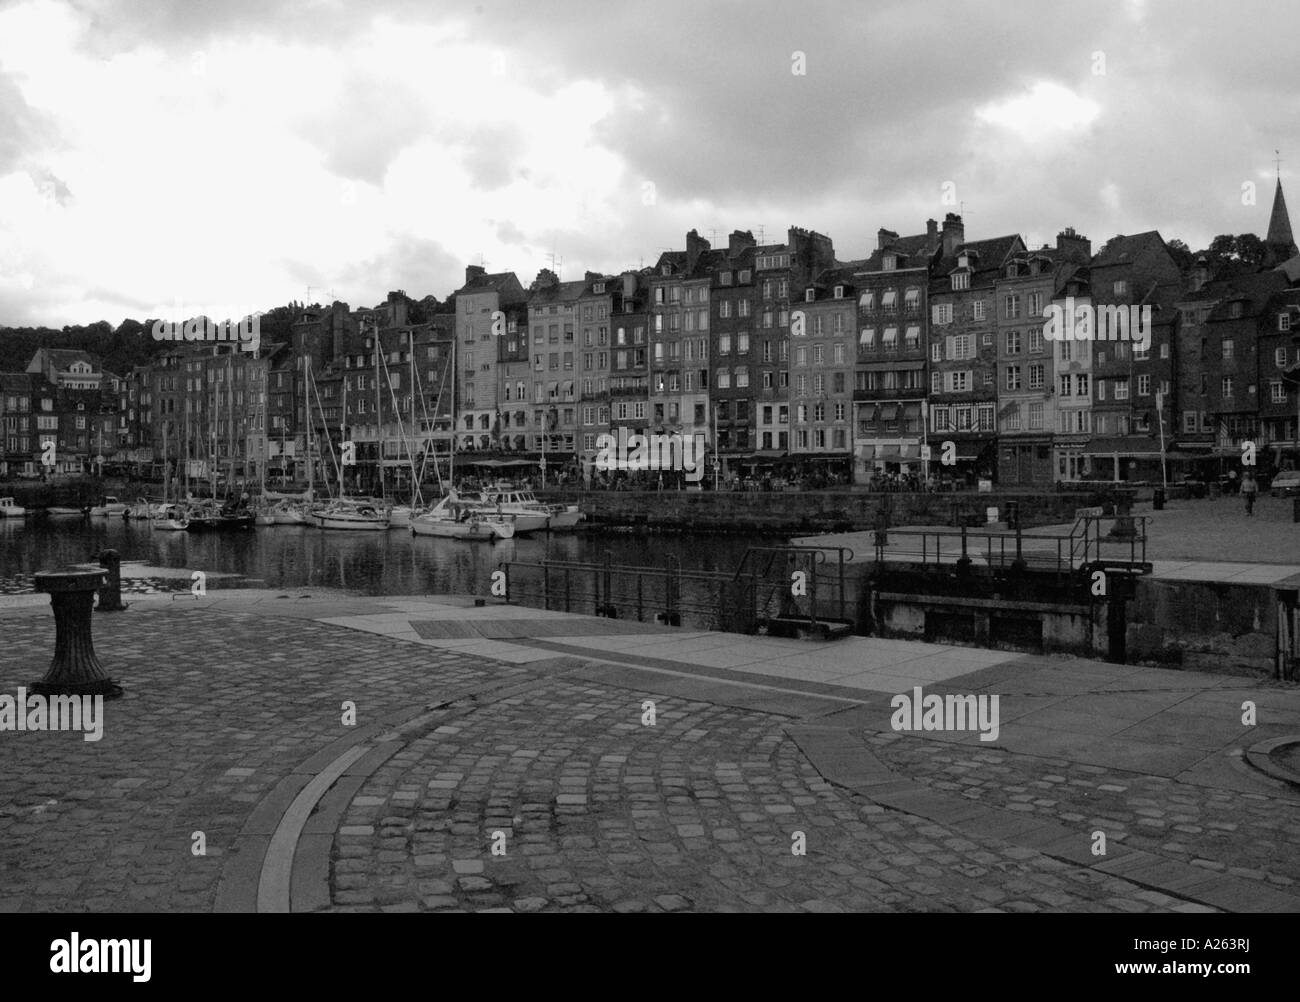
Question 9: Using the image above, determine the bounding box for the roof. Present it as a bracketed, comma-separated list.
[456, 271, 521, 295]
[1266, 179, 1297, 258]
[858, 231, 943, 272]
[30, 348, 101, 371]
[931, 234, 1025, 285]
[1204, 270, 1289, 321]
[1091, 231, 1167, 268]
[527, 279, 587, 307]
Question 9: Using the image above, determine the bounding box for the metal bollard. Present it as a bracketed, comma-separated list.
[96, 549, 128, 613]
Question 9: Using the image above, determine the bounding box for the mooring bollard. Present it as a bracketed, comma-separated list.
[32, 569, 124, 699]
[97, 549, 128, 613]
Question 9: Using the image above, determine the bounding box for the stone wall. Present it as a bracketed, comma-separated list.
[1128, 577, 1279, 678]
[544, 488, 1125, 534]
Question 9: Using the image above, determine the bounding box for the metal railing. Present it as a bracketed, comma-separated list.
[500, 544, 856, 634]
[872, 514, 1149, 577]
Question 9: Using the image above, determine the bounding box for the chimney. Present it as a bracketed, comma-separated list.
[941, 213, 965, 257]
[927, 218, 938, 241]
[877, 228, 899, 251]
[728, 229, 756, 256]
[465, 264, 486, 286]
[585, 271, 602, 282]
[622, 271, 637, 299]
[386, 291, 408, 328]
[686, 229, 711, 273]
[1190, 254, 1212, 293]
[1055, 227, 1092, 265]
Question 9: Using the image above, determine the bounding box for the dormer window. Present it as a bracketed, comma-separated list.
[883, 255, 896, 271]
[593, 283, 604, 294]
[661, 265, 671, 276]
[738, 270, 750, 283]
[959, 254, 970, 269]
[1005, 264, 1017, 278]
[1281, 314, 1292, 332]
[834, 285, 844, 299]
[720, 272, 732, 286]
[1230, 302, 1244, 319]
[805, 288, 815, 302]
[1114, 280, 1127, 296]
[952, 272, 970, 290]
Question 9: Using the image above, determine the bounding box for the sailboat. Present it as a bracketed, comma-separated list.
[410, 489, 515, 540]
[152, 415, 188, 530]
[307, 351, 388, 530]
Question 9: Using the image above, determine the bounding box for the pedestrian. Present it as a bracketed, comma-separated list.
[1242, 471, 1258, 516]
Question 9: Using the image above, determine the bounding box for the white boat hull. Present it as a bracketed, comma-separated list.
[151, 518, 189, 531]
[313, 513, 390, 530]
[410, 516, 514, 540]
[0, 505, 26, 518]
[545, 507, 583, 530]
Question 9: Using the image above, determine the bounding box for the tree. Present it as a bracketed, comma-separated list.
[1166, 239, 1193, 272]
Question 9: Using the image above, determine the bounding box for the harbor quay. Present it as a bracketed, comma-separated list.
[1, 588, 1298, 913]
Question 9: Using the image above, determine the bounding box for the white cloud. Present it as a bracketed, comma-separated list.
[974, 81, 1101, 142]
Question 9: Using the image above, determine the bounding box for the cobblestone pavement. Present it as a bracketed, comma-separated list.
[1, 594, 1296, 913]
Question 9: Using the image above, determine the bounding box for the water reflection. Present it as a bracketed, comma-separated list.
[0, 517, 773, 598]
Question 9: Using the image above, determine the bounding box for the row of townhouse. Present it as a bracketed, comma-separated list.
[6, 178, 1300, 488]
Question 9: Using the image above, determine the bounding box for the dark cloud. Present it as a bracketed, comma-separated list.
[0, 70, 59, 174]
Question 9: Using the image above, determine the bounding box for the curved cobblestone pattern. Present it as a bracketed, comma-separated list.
[326, 677, 1182, 913]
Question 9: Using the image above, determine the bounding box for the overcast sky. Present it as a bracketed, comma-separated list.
[0, 0, 1296, 327]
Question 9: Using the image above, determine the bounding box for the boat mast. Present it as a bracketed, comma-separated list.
[450, 334, 456, 489]
[374, 319, 382, 501]
[409, 328, 417, 507]
[340, 370, 347, 500]
[305, 355, 313, 499]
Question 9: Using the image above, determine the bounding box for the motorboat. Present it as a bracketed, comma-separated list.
[184, 499, 254, 531]
[311, 498, 390, 530]
[410, 493, 515, 540]
[151, 504, 189, 531]
[0, 497, 26, 518]
[88, 496, 129, 517]
[478, 483, 582, 531]
[45, 506, 87, 517]
[125, 498, 158, 520]
[271, 501, 312, 525]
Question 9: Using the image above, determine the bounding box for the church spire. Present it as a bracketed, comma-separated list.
[1265, 175, 1298, 266]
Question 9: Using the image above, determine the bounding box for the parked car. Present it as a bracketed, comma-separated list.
[1271, 470, 1300, 497]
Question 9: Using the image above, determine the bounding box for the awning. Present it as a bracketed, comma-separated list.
[855, 445, 875, 460]
[1081, 436, 1165, 457]
[902, 402, 921, 420]
[880, 404, 899, 421]
[859, 404, 877, 421]
[881, 291, 897, 308]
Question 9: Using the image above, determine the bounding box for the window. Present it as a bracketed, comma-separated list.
[719, 334, 731, 355]
[950, 371, 969, 392]
[1183, 411, 1197, 433]
[1028, 292, 1043, 316]
[1028, 328, 1043, 353]
[932, 303, 953, 325]
[1137, 374, 1150, 396]
[1004, 403, 1021, 431]
[904, 288, 920, 311]
[805, 288, 815, 303]
[1005, 366, 1022, 391]
[1059, 340, 1072, 362]
[1223, 338, 1234, 360]
[932, 406, 951, 432]
[1280, 347, 1291, 368]
[1272, 381, 1287, 403]
[859, 292, 875, 311]
[1222, 377, 1233, 398]
[930, 342, 940, 362]
[1028, 402, 1043, 430]
[738, 299, 750, 317]
[1097, 379, 1106, 401]
[1113, 280, 1127, 296]
[1282, 314, 1293, 332]
[1076, 374, 1088, 396]
[1029, 363, 1044, 389]
[1006, 330, 1021, 354]
[882, 327, 898, 350]
[972, 300, 985, 321]
[904, 326, 920, 351]
[1059, 375, 1072, 397]
[951, 272, 969, 290]
[931, 371, 942, 394]
[1004, 294, 1021, 319]
[720, 301, 731, 319]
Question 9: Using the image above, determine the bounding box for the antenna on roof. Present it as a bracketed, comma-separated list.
[756, 225, 766, 245]
[1277, 149, 1284, 181]
[547, 251, 563, 279]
